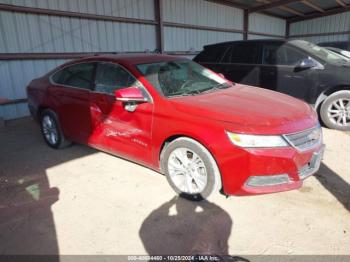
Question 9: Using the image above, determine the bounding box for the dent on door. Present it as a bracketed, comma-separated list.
[88, 93, 154, 163]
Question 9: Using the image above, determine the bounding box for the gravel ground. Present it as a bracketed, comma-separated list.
[0, 118, 349, 257]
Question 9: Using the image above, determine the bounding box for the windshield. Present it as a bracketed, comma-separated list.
[290, 40, 349, 64]
[136, 60, 230, 97]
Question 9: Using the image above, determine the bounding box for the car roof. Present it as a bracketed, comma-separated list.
[66, 53, 183, 66]
[203, 39, 289, 49]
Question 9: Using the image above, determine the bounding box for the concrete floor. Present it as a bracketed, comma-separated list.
[0, 118, 349, 256]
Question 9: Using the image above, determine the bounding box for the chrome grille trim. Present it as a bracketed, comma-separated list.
[283, 126, 322, 151]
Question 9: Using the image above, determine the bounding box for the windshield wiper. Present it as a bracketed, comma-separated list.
[168, 89, 201, 98]
[196, 83, 231, 95]
[168, 83, 231, 98]
[211, 83, 231, 89]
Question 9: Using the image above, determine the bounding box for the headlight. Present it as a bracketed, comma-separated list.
[226, 132, 288, 148]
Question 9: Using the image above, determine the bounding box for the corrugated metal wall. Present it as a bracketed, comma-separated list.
[0, 12, 156, 53]
[164, 27, 242, 51]
[0, 0, 156, 120]
[289, 11, 350, 43]
[1, 0, 155, 19]
[163, 0, 244, 52]
[248, 13, 286, 40]
[163, 0, 243, 29]
[0, 59, 68, 119]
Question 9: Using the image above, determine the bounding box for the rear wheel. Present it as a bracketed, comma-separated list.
[40, 109, 71, 149]
[320, 90, 350, 131]
[160, 137, 222, 201]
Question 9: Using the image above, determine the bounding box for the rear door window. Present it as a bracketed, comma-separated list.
[52, 63, 95, 90]
[194, 46, 227, 62]
[222, 43, 260, 64]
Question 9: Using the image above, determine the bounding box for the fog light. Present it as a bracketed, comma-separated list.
[245, 174, 290, 187]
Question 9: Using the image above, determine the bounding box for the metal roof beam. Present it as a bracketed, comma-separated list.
[301, 0, 324, 12]
[249, 0, 301, 13]
[206, 0, 249, 10]
[253, 0, 304, 16]
[289, 4, 350, 22]
[279, 5, 305, 16]
[206, 0, 287, 19]
[335, 0, 346, 7]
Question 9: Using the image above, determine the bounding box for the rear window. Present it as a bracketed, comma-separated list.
[194, 46, 226, 62]
[52, 63, 95, 90]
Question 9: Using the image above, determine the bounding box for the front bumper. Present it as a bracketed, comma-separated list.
[219, 143, 325, 196]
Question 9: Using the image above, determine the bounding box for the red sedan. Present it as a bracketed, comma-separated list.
[27, 54, 324, 200]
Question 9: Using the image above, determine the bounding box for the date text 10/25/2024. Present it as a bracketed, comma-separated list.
[128, 255, 223, 261]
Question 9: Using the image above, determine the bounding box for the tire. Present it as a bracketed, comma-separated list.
[40, 109, 71, 149]
[320, 90, 350, 131]
[160, 137, 222, 201]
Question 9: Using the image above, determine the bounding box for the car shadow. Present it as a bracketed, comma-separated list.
[139, 196, 234, 258]
[315, 163, 350, 212]
[0, 118, 96, 260]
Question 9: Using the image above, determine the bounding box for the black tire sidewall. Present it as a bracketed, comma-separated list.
[320, 90, 350, 131]
[40, 110, 64, 149]
[161, 139, 217, 201]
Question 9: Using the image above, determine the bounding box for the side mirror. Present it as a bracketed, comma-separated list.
[295, 58, 322, 71]
[115, 87, 147, 103]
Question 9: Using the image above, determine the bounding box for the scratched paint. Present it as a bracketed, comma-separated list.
[104, 127, 142, 138]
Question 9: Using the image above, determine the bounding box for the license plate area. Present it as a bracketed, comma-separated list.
[298, 146, 325, 180]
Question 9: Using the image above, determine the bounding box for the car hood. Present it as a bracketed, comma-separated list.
[169, 84, 318, 134]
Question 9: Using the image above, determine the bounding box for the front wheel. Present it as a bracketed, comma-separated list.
[160, 137, 222, 201]
[320, 90, 350, 131]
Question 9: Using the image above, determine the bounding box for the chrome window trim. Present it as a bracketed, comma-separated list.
[49, 60, 153, 103]
[49, 61, 96, 91]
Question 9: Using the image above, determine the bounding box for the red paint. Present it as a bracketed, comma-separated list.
[115, 86, 146, 101]
[27, 54, 323, 196]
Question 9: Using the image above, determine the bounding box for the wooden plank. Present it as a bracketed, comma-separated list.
[289, 5, 350, 22]
[336, 0, 346, 7]
[249, 0, 301, 13]
[254, 0, 304, 17]
[279, 5, 305, 16]
[301, 0, 324, 12]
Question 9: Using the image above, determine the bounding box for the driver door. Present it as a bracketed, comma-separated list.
[89, 62, 154, 164]
[260, 43, 319, 101]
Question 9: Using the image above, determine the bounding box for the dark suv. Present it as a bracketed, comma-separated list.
[318, 41, 350, 51]
[194, 39, 350, 131]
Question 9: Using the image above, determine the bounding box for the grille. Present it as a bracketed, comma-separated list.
[284, 126, 322, 151]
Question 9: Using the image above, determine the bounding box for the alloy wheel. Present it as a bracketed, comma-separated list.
[167, 147, 208, 194]
[42, 115, 59, 145]
[327, 98, 350, 127]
